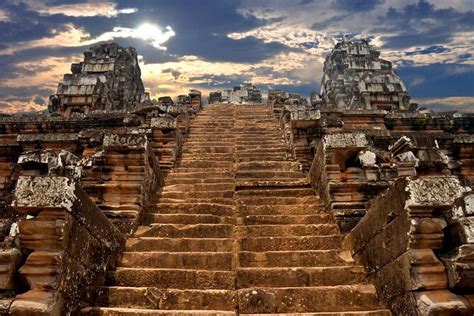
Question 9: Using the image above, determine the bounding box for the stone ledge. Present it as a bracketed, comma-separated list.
[323, 133, 369, 149]
[13, 176, 76, 212]
[16, 133, 78, 143]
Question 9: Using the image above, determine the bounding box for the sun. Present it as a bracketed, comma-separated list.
[134, 23, 176, 50]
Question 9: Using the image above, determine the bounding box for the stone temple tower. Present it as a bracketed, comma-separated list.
[320, 39, 410, 111]
[48, 43, 148, 117]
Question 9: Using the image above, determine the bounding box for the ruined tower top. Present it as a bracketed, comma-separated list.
[49, 43, 148, 117]
[320, 39, 410, 111]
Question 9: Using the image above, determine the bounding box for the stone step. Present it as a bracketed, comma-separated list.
[157, 198, 234, 205]
[152, 203, 235, 216]
[168, 170, 234, 177]
[126, 238, 233, 252]
[235, 141, 285, 146]
[134, 224, 234, 238]
[236, 196, 319, 206]
[238, 204, 321, 216]
[234, 149, 285, 155]
[239, 235, 343, 251]
[184, 142, 234, 148]
[172, 168, 234, 175]
[237, 285, 381, 313]
[236, 266, 366, 288]
[238, 215, 329, 225]
[236, 171, 306, 180]
[236, 179, 310, 187]
[236, 146, 287, 152]
[179, 160, 234, 169]
[109, 268, 234, 289]
[95, 287, 237, 310]
[165, 178, 235, 185]
[236, 161, 300, 171]
[144, 214, 235, 225]
[120, 252, 233, 270]
[236, 155, 288, 163]
[162, 183, 235, 193]
[82, 307, 236, 315]
[236, 224, 338, 237]
[182, 147, 234, 154]
[180, 155, 234, 162]
[235, 188, 314, 198]
[158, 190, 234, 199]
[238, 250, 353, 268]
[234, 135, 282, 139]
[241, 311, 391, 316]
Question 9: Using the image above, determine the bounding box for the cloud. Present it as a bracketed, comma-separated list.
[0, 0, 473, 113]
[27, 1, 138, 18]
[380, 0, 474, 48]
[332, 0, 385, 11]
[406, 45, 450, 56]
[0, 9, 10, 21]
[97, 24, 176, 50]
[415, 96, 474, 112]
[0, 22, 176, 55]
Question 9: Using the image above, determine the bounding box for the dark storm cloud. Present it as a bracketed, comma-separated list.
[168, 35, 289, 64]
[379, 0, 474, 49]
[405, 45, 450, 56]
[332, 0, 385, 11]
[397, 64, 474, 98]
[162, 68, 182, 80]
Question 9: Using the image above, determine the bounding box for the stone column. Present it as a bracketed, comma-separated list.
[10, 176, 124, 315]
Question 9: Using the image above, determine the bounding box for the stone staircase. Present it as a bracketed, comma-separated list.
[84, 104, 390, 315]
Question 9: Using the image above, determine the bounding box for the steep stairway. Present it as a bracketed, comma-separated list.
[84, 104, 390, 315]
[233, 106, 390, 315]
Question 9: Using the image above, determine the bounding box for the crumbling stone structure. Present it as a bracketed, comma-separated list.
[0, 40, 472, 315]
[320, 39, 410, 110]
[344, 176, 473, 315]
[49, 43, 148, 117]
[208, 83, 262, 104]
[273, 40, 474, 315]
[0, 43, 203, 314]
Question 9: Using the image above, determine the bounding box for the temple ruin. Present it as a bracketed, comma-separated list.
[320, 39, 410, 111]
[208, 84, 263, 104]
[48, 43, 149, 117]
[0, 41, 472, 315]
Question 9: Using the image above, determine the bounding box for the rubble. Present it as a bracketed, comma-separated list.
[208, 83, 262, 104]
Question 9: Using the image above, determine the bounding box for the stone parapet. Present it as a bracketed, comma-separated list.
[344, 176, 472, 315]
[10, 176, 125, 315]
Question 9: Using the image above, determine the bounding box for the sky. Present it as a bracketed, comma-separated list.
[0, 0, 473, 113]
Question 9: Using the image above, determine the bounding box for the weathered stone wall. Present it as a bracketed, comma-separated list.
[82, 132, 162, 234]
[441, 191, 474, 296]
[0, 101, 198, 313]
[284, 108, 474, 231]
[343, 176, 473, 315]
[10, 176, 125, 315]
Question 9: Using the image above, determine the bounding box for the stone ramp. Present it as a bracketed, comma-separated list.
[86, 104, 390, 315]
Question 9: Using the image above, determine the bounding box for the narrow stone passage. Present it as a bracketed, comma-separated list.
[88, 104, 390, 315]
